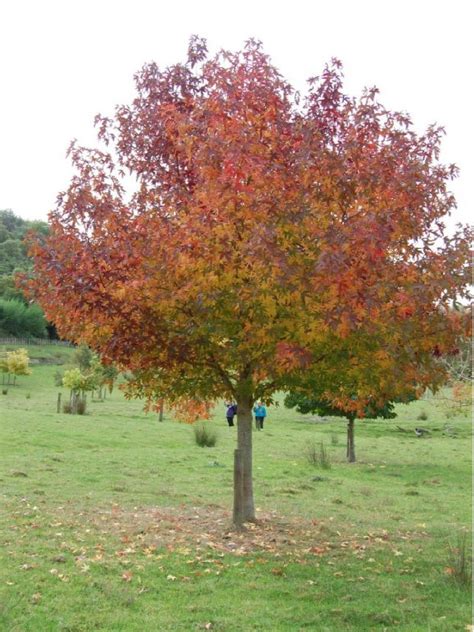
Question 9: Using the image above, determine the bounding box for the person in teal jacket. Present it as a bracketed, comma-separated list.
[253, 402, 267, 430]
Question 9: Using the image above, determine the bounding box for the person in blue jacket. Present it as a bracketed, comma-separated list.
[225, 402, 237, 427]
[253, 401, 267, 430]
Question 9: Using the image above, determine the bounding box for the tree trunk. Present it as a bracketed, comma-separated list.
[234, 391, 255, 526]
[346, 417, 356, 463]
[233, 449, 244, 526]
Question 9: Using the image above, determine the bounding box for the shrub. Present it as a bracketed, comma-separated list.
[417, 410, 428, 421]
[62, 402, 72, 414]
[194, 423, 217, 447]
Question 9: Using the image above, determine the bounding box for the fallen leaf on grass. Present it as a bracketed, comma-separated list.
[122, 571, 133, 582]
[142, 545, 157, 556]
[166, 574, 176, 581]
[31, 593, 41, 604]
[49, 569, 69, 582]
[52, 555, 67, 564]
[309, 546, 326, 555]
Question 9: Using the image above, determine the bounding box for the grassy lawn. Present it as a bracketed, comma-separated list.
[0, 349, 472, 631]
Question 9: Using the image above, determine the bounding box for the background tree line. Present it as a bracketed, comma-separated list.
[0, 209, 50, 337]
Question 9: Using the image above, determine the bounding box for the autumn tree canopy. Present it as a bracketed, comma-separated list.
[26, 37, 472, 525]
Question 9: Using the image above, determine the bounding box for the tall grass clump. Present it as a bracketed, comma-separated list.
[193, 423, 217, 447]
[305, 441, 331, 469]
[446, 531, 472, 588]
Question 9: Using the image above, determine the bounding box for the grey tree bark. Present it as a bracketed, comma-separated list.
[234, 389, 255, 526]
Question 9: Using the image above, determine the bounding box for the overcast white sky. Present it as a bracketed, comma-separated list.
[0, 0, 471, 226]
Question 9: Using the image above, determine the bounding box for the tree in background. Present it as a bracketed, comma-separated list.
[75, 344, 118, 396]
[55, 347, 119, 407]
[74, 344, 94, 371]
[437, 333, 472, 384]
[286, 392, 400, 463]
[0, 348, 31, 385]
[61, 367, 99, 414]
[89, 355, 119, 399]
[434, 331, 472, 418]
[284, 333, 419, 462]
[0, 210, 50, 336]
[0, 275, 26, 303]
[0, 209, 48, 280]
[26, 38, 472, 526]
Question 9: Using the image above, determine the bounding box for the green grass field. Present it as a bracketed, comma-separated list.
[0, 346, 472, 631]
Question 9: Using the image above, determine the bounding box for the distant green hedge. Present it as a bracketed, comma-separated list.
[0, 299, 47, 338]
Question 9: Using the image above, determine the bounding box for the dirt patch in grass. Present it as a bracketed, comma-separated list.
[89, 504, 321, 555]
[33, 502, 429, 563]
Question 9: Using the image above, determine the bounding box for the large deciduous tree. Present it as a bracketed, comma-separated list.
[26, 38, 471, 526]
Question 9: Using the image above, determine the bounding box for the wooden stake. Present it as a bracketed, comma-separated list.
[233, 449, 244, 527]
